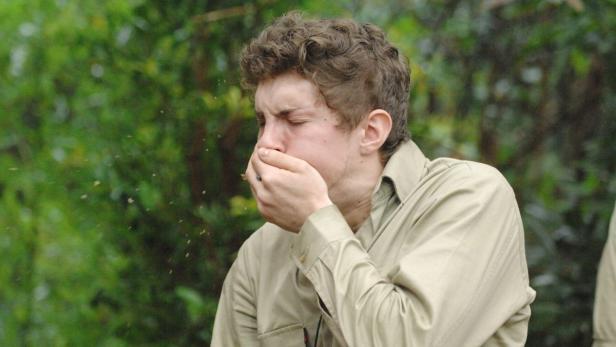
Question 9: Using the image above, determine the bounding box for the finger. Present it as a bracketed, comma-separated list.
[245, 155, 261, 187]
[251, 149, 278, 180]
[245, 157, 273, 213]
[257, 148, 307, 173]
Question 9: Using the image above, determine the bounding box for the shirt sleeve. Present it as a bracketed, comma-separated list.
[593, 202, 616, 347]
[291, 165, 535, 346]
[211, 238, 259, 347]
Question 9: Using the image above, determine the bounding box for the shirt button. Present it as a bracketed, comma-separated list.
[299, 252, 307, 263]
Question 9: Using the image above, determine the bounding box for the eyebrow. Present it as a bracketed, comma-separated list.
[254, 108, 302, 119]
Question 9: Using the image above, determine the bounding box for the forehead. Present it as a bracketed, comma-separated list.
[254, 72, 323, 111]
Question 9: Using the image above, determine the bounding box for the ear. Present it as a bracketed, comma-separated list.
[359, 109, 392, 155]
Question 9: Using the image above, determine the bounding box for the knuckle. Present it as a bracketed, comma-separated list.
[259, 205, 273, 220]
[256, 190, 271, 206]
[259, 176, 270, 188]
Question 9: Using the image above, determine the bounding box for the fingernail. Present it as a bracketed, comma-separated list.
[259, 148, 269, 156]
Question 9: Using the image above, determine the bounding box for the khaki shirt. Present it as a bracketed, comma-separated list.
[594, 202, 616, 347]
[212, 140, 536, 347]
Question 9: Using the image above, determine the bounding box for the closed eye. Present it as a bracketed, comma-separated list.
[288, 119, 306, 126]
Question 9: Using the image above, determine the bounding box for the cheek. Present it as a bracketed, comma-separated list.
[286, 126, 351, 177]
[303, 142, 349, 180]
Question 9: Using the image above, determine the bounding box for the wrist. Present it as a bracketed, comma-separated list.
[313, 197, 333, 214]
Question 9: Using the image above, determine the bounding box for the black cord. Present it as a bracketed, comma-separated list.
[314, 316, 323, 346]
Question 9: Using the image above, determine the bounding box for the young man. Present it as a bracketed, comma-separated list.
[594, 202, 616, 347]
[212, 13, 535, 346]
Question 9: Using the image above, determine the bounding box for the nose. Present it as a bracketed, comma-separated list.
[257, 119, 285, 152]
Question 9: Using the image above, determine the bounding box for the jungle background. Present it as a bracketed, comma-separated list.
[1, 0, 615, 345]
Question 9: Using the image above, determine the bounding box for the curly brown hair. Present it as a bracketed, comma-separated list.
[240, 12, 411, 159]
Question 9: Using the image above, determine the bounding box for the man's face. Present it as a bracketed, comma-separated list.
[254, 71, 360, 197]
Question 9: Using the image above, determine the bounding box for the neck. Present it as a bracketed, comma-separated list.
[338, 196, 373, 232]
[330, 155, 384, 232]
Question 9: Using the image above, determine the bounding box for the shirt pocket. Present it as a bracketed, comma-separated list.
[257, 323, 305, 347]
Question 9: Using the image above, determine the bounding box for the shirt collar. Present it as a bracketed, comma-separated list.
[381, 140, 429, 202]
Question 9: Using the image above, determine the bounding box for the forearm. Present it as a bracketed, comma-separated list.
[305, 237, 433, 345]
[293, 194, 533, 346]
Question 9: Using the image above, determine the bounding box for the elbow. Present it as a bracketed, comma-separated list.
[353, 284, 434, 345]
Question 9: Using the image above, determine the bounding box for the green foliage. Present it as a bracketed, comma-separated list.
[1, 0, 614, 345]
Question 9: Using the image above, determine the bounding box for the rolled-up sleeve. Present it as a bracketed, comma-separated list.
[292, 165, 535, 346]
